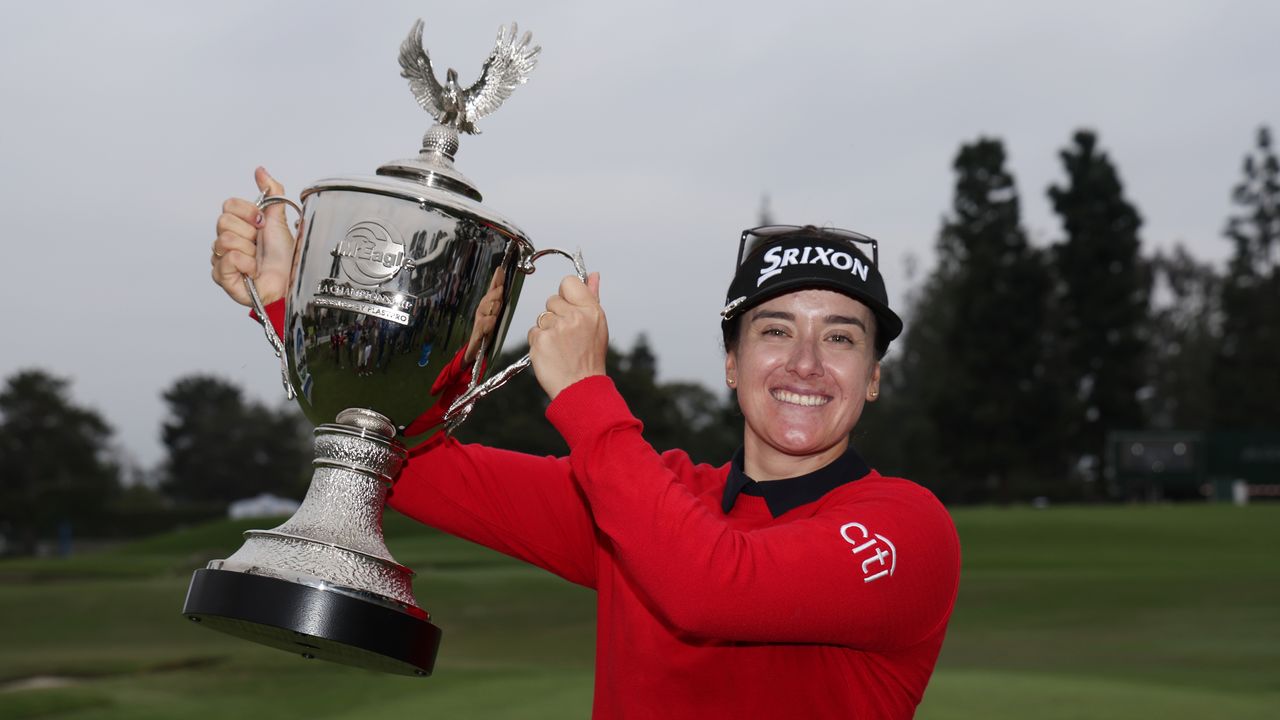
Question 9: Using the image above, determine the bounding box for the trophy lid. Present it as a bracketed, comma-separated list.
[376, 124, 483, 203]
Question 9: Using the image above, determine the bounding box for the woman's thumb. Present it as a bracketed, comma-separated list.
[255, 166, 284, 196]
[254, 166, 288, 223]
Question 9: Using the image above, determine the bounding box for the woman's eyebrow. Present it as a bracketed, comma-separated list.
[750, 310, 866, 330]
[826, 315, 867, 331]
[750, 310, 794, 322]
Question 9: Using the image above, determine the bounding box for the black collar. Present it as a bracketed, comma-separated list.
[720, 445, 871, 517]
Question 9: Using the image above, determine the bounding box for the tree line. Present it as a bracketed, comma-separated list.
[1, 125, 1275, 553]
[0, 339, 732, 556]
[861, 127, 1279, 502]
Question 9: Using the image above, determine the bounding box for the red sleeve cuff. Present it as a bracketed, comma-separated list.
[248, 299, 286, 342]
[545, 375, 638, 449]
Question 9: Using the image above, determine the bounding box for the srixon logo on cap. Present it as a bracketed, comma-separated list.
[757, 245, 871, 287]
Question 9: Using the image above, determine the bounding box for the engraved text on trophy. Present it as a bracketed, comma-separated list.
[315, 221, 416, 325]
[334, 221, 408, 284]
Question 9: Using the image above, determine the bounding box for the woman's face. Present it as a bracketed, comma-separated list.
[726, 289, 881, 469]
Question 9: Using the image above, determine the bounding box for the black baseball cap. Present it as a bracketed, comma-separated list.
[720, 225, 903, 355]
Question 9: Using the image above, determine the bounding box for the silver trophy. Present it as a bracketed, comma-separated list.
[182, 20, 581, 677]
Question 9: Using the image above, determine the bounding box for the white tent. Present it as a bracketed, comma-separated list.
[228, 493, 301, 520]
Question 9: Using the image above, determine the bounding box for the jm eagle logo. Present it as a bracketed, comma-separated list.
[840, 522, 897, 584]
[757, 245, 871, 287]
[332, 221, 407, 286]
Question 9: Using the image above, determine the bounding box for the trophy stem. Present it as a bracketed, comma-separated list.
[182, 408, 442, 676]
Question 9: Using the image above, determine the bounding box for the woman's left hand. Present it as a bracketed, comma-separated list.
[528, 272, 608, 401]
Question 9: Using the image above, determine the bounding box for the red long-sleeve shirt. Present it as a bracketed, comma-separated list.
[258, 303, 959, 717]
[390, 377, 960, 718]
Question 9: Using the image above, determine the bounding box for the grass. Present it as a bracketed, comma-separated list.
[1, 504, 1276, 718]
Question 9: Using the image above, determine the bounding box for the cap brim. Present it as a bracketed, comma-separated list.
[721, 277, 903, 345]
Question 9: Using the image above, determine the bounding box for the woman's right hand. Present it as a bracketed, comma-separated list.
[210, 167, 296, 307]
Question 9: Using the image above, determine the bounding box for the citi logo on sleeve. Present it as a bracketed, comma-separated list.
[757, 245, 871, 287]
[840, 522, 897, 584]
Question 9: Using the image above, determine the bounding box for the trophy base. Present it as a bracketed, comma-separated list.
[183, 568, 442, 677]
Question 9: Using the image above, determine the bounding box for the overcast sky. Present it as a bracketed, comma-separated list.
[2, 1, 1277, 470]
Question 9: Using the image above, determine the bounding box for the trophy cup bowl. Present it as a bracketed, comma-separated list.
[182, 20, 575, 677]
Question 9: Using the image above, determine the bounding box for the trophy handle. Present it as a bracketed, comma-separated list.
[243, 193, 304, 401]
[443, 248, 588, 432]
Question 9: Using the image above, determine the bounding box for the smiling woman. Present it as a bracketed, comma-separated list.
[718, 225, 903, 480]
[514, 223, 960, 719]
[213, 186, 960, 718]
[727, 289, 882, 479]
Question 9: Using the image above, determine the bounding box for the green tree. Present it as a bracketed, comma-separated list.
[1146, 246, 1220, 429]
[612, 335, 739, 464]
[1047, 130, 1152, 482]
[159, 375, 310, 507]
[856, 257, 949, 484]
[1212, 126, 1280, 429]
[895, 138, 1064, 502]
[0, 370, 119, 555]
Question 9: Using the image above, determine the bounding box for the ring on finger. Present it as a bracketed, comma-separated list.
[536, 310, 552, 329]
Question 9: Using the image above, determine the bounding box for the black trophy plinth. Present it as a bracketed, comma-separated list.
[182, 568, 442, 676]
